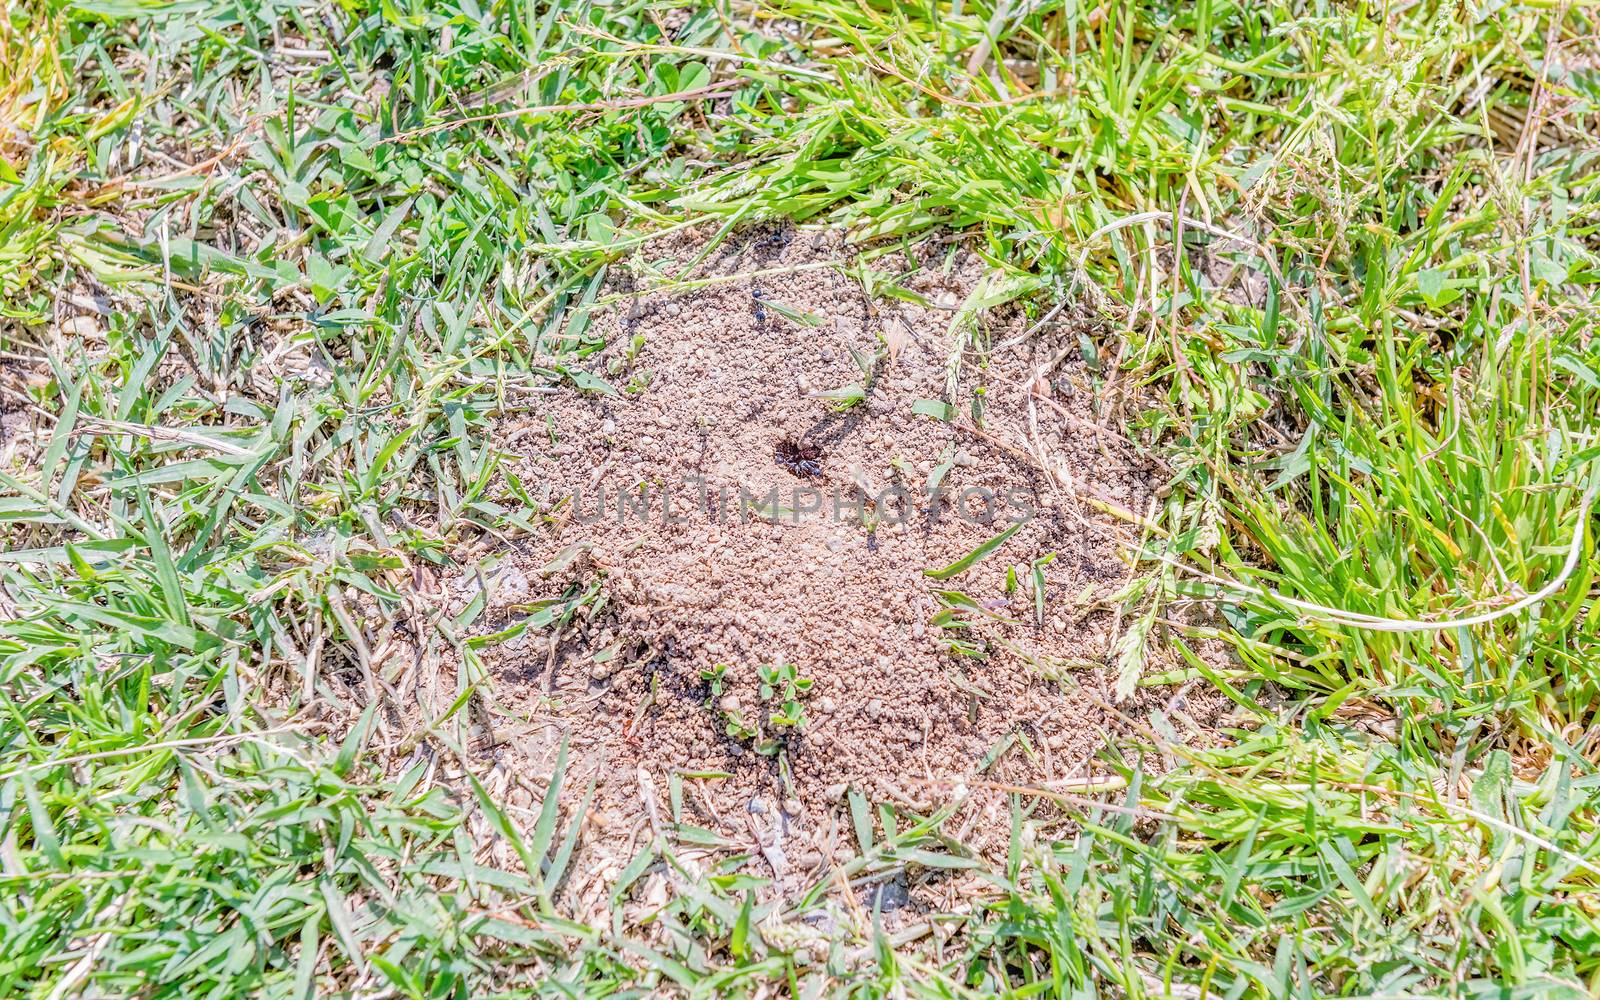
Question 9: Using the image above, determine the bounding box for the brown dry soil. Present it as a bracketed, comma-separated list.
[446, 225, 1231, 896]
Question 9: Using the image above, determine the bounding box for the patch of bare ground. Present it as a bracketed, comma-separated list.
[446, 225, 1230, 900]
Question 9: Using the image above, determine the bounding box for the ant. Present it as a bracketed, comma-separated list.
[774, 438, 823, 478]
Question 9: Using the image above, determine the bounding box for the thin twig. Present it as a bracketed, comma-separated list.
[1155, 479, 1597, 634]
[376, 79, 744, 145]
[76, 417, 261, 458]
[0, 726, 302, 780]
[1000, 210, 1297, 352]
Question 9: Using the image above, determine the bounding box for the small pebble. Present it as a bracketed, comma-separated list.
[749, 797, 768, 814]
[601, 418, 616, 435]
[665, 302, 682, 317]
[783, 797, 803, 815]
[61, 315, 101, 338]
[818, 696, 837, 714]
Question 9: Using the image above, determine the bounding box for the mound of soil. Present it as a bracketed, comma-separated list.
[449, 226, 1228, 889]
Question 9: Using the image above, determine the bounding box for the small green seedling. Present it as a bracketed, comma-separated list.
[702, 663, 762, 743]
[759, 660, 813, 730]
[701, 663, 728, 700]
[810, 345, 883, 411]
[703, 661, 813, 755]
[607, 331, 646, 375]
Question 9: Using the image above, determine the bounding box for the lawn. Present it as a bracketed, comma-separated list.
[2, 0, 1599, 996]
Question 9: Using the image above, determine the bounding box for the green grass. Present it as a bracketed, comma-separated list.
[3, 0, 1599, 995]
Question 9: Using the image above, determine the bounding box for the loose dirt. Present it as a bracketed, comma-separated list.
[448, 225, 1230, 894]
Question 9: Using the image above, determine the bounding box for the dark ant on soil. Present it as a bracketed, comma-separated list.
[774, 438, 823, 478]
